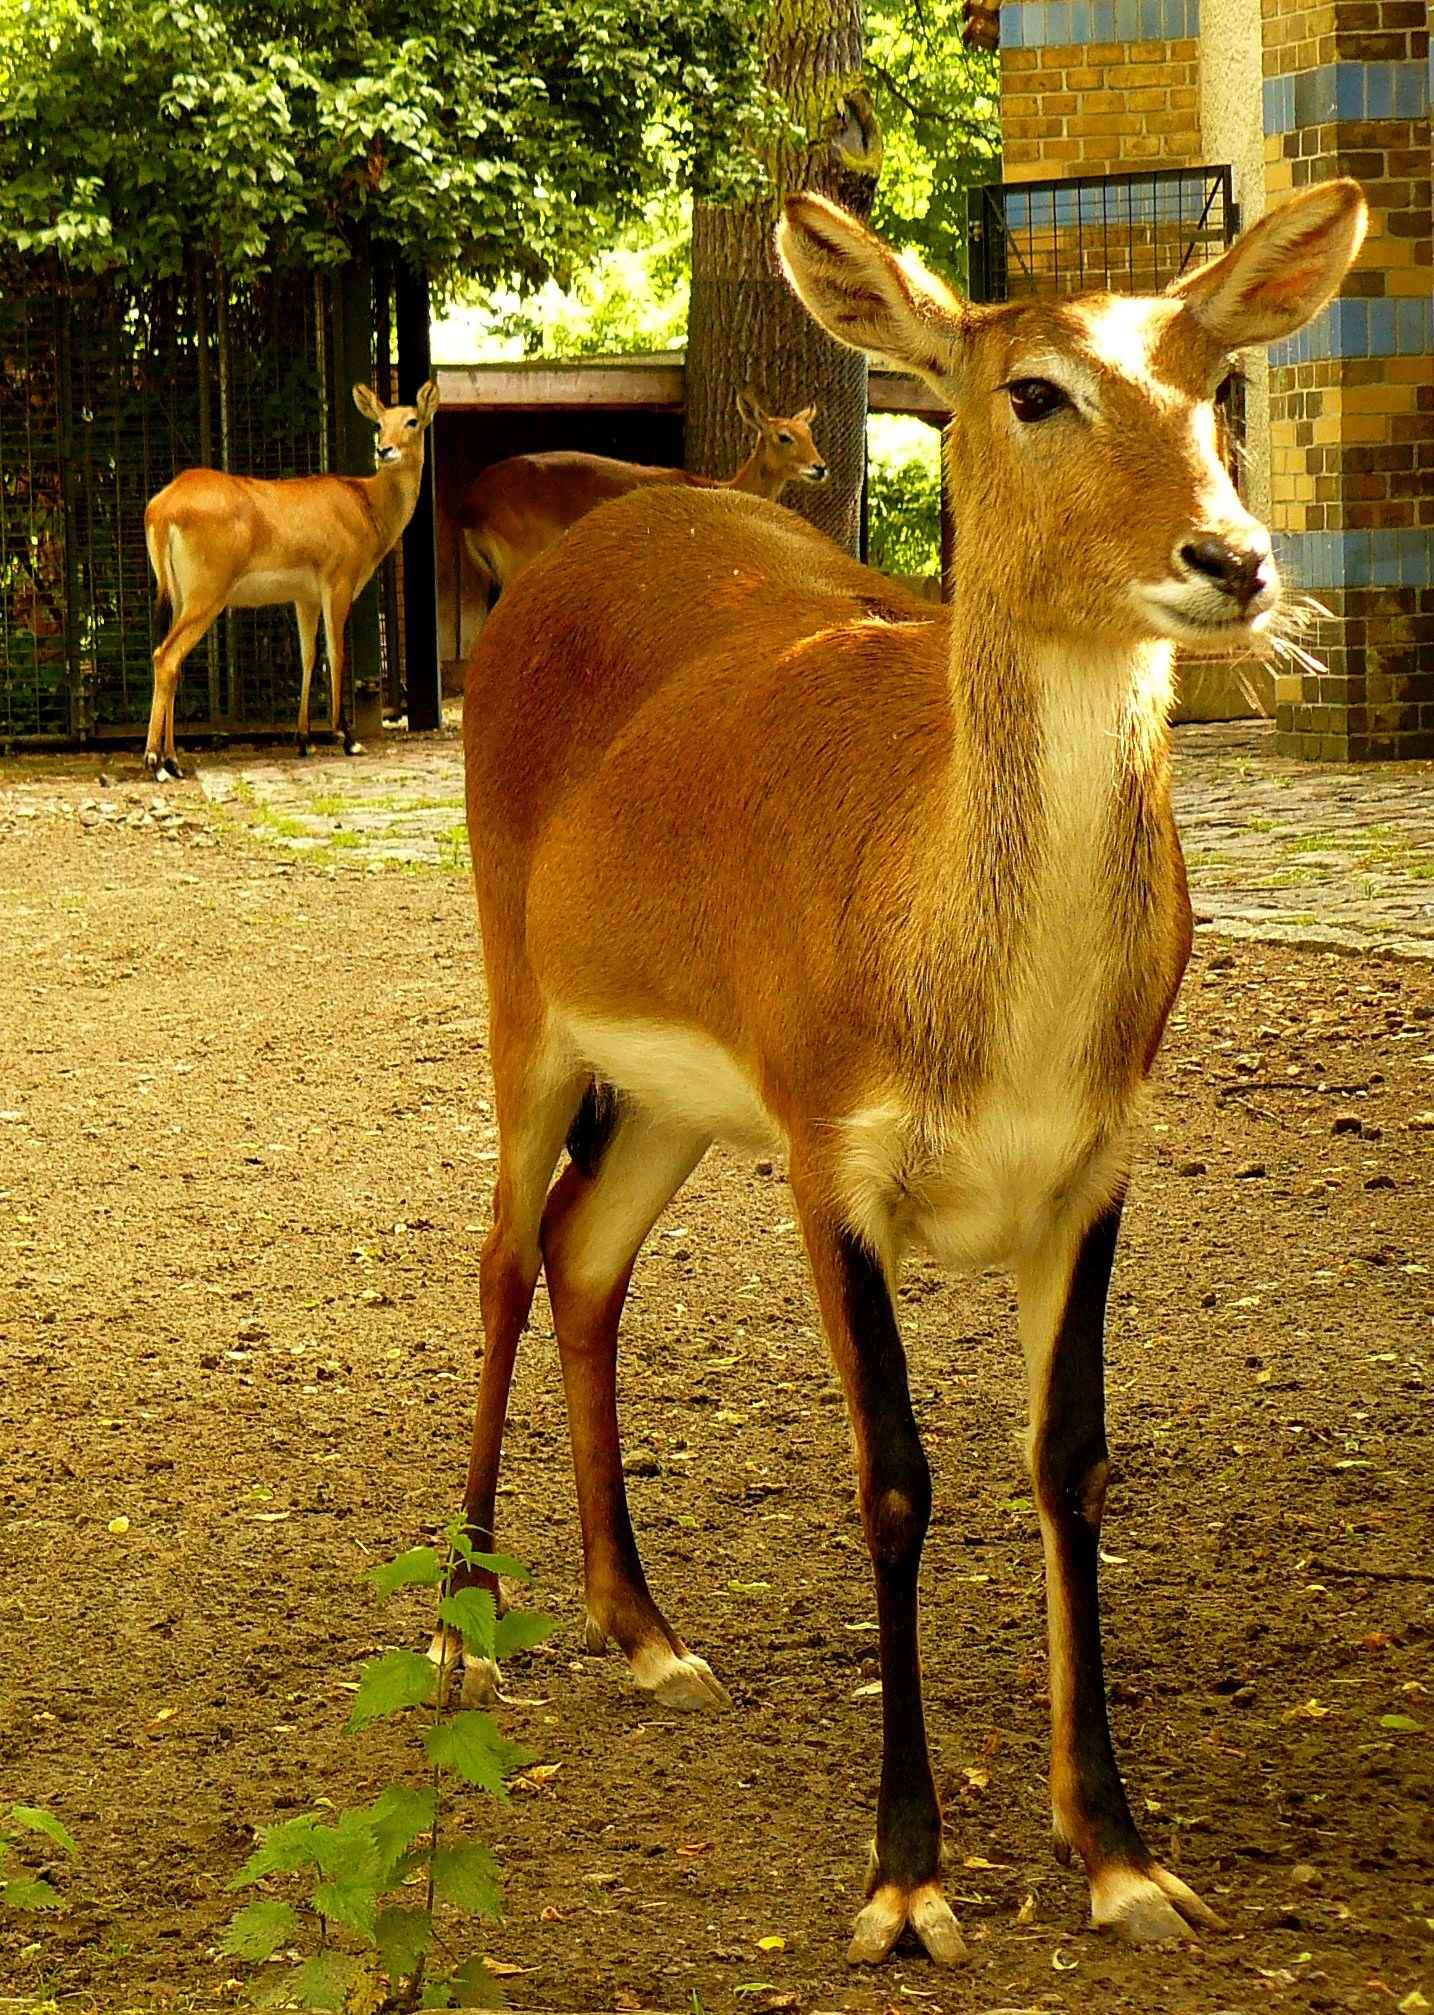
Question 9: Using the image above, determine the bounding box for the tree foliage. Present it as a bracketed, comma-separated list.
[0, 0, 778, 291]
[866, 0, 1000, 288]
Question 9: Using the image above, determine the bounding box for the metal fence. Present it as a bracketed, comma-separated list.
[967, 165, 1236, 305]
[0, 261, 399, 749]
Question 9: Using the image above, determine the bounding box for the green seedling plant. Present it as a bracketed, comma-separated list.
[0, 1803, 78, 1913]
[223, 1520, 556, 2011]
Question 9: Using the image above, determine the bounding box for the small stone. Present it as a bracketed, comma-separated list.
[1235, 1161, 1267, 1180]
[1364, 1173, 1396, 1191]
[1200, 1291, 1217, 1309]
[1208, 953, 1235, 972]
[1233, 1683, 1258, 1706]
[1177, 1158, 1207, 1176]
[754, 1160, 774, 1177]
[1290, 1862, 1321, 1888]
[624, 1447, 662, 1479]
[1331, 1114, 1362, 1136]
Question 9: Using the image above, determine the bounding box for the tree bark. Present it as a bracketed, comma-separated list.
[686, 0, 879, 555]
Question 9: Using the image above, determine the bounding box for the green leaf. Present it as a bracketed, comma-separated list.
[375, 1904, 433, 1980]
[1379, 1713, 1424, 1733]
[312, 1875, 380, 1943]
[346, 1649, 437, 1730]
[231, 1814, 325, 1887]
[365, 1784, 437, 1880]
[442, 1523, 528, 1583]
[424, 1712, 531, 1795]
[370, 1547, 445, 1597]
[222, 1898, 299, 1960]
[437, 1588, 498, 1662]
[1, 1875, 62, 1910]
[493, 1611, 558, 1661]
[287, 1950, 362, 2010]
[451, 1957, 507, 2008]
[9, 1805, 78, 1856]
[419, 1983, 456, 2010]
[431, 1840, 502, 1919]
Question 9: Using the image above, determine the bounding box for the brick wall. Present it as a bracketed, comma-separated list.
[1002, 37, 1202, 179]
[1260, 0, 1433, 759]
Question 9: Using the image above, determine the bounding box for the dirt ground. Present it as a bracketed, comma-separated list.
[0, 737, 1430, 2015]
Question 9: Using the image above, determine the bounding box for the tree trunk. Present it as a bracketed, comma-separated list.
[686, 0, 879, 555]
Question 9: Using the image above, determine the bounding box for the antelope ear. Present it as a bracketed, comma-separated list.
[352, 382, 385, 422]
[416, 379, 440, 427]
[777, 192, 966, 384]
[793, 402, 817, 423]
[735, 387, 766, 430]
[1170, 178, 1367, 346]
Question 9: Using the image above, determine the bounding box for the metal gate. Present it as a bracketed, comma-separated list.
[967, 165, 1236, 305]
[0, 262, 397, 749]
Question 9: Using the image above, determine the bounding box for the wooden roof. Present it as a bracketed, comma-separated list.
[433, 353, 945, 421]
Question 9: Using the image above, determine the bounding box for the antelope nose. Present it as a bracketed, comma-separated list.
[1179, 531, 1272, 607]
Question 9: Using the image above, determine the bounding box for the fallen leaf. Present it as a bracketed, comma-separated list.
[852, 1682, 883, 1699]
[1016, 1893, 1036, 1925]
[964, 1855, 1007, 1870]
[107, 1515, 130, 1535]
[756, 1936, 786, 1953]
[482, 1960, 535, 1978]
[1379, 1713, 1424, 1733]
[1052, 1947, 1079, 1971]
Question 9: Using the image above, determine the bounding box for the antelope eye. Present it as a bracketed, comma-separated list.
[1006, 378, 1069, 423]
[777, 431, 793, 443]
[406, 417, 419, 429]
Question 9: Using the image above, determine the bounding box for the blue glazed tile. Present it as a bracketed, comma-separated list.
[1369, 298, 1396, 355]
[1070, 1, 1090, 43]
[1366, 62, 1393, 119]
[1344, 298, 1370, 357]
[1342, 533, 1371, 589]
[1114, 0, 1139, 38]
[1093, 0, 1114, 39]
[1372, 538, 1401, 587]
[1397, 530, 1428, 587]
[1395, 296, 1426, 353]
[1047, 2, 1071, 44]
[1334, 62, 1366, 121]
[1398, 57, 1431, 118]
[1000, 4, 1024, 46]
[1283, 75, 1295, 130]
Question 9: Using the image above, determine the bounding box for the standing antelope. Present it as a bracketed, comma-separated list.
[450, 182, 1366, 1963]
[141, 381, 439, 779]
[456, 388, 827, 646]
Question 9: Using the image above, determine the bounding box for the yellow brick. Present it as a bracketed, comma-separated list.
[1341, 384, 1418, 416]
[1275, 675, 1303, 706]
[1383, 268, 1434, 297]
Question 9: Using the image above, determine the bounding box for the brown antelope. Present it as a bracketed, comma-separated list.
[449, 182, 1366, 1963]
[456, 388, 827, 645]
[141, 381, 439, 779]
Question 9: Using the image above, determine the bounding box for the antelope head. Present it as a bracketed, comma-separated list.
[777, 181, 1367, 651]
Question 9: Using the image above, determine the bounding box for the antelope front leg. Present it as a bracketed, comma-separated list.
[1019, 1201, 1225, 1943]
[797, 1196, 965, 1968]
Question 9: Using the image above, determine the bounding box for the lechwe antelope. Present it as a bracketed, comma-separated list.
[450, 181, 1366, 1963]
[141, 380, 439, 780]
[457, 388, 827, 641]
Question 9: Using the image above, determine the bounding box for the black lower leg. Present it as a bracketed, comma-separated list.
[838, 1232, 941, 1889]
[1036, 1202, 1147, 1871]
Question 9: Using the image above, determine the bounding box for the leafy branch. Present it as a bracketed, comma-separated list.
[223, 1521, 555, 2011]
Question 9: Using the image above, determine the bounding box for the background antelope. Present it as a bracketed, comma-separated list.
[451, 181, 1366, 1964]
[141, 381, 438, 779]
[456, 388, 827, 648]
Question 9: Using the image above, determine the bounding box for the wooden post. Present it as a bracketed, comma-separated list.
[395, 261, 441, 733]
[336, 237, 384, 744]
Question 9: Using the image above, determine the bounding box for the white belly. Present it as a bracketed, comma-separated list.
[224, 569, 319, 610]
[561, 1013, 779, 1148]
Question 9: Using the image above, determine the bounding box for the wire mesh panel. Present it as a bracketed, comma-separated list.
[968, 167, 1235, 305]
[0, 284, 72, 740]
[0, 260, 395, 748]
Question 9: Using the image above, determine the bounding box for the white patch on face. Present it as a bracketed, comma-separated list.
[1074, 296, 1168, 384]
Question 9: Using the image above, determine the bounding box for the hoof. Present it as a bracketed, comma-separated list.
[296, 738, 312, 759]
[1090, 1864, 1226, 1944]
[849, 1880, 966, 1967]
[344, 736, 365, 757]
[629, 1642, 731, 1714]
[165, 758, 185, 782]
[427, 1627, 500, 1706]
